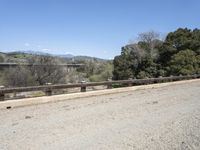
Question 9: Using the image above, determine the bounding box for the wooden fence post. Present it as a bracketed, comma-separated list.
[45, 83, 52, 96]
[107, 78, 112, 89]
[0, 93, 5, 101]
[0, 85, 5, 101]
[45, 89, 52, 96]
[128, 78, 133, 87]
[80, 81, 86, 92]
[169, 75, 173, 82]
[81, 86, 86, 92]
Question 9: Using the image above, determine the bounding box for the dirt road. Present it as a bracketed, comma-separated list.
[0, 81, 200, 150]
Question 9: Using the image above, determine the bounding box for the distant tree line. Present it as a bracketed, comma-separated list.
[0, 55, 113, 87]
[113, 28, 200, 80]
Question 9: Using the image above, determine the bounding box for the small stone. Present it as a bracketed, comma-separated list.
[25, 116, 32, 119]
[6, 106, 12, 109]
[12, 123, 19, 126]
[152, 101, 158, 104]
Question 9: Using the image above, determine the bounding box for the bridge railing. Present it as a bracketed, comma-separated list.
[0, 74, 200, 101]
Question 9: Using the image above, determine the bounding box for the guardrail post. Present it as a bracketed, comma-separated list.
[0, 93, 5, 101]
[107, 84, 112, 89]
[81, 86, 86, 92]
[128, 78, 133, 86]
[44, 83, 52, 96]
[0, 85, 5, 101]
[193, 74, 197, 79]
[107, 78, 112, 89]
[80, 81, 86, 92]
[45, 89, 52, 96]
[169, 75, 173, 82]
[158, 76, 164, 83]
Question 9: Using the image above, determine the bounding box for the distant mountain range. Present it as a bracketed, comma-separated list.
[6, 50, 75, 58]
[0, 50, 109, 63]
[7, 50, 50, 56]
[56, 54, 74, 58]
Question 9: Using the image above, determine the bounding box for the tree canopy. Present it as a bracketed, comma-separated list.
[113, 28, 200, 80]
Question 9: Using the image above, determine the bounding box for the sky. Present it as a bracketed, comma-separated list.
[0, 0, 200, 59]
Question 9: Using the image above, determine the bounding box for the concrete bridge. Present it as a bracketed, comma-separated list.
[0, 62, 85, 72]
[0, 79, 200, 149]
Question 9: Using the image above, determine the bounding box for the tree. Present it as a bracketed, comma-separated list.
[89, 61, 113, 82]
[28, 55, 66, 85]
[191, 28, 200, 54]
[113, 47, 135, 80]
[4, 66, 35, 87]
[166, 28, 191, 50]
[157, 28, 200, 74]
[113, 28, 200, 80]
[169, 49, 199, 75]
[158, 28, 200, 65]
[138, 31, 161, 59]
[3, 56, 67, 87]
[113, 31, 162, 80]
[137, 56, 158, 78]
[0, 55, 4, 62]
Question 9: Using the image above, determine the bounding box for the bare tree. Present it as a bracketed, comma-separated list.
[4, 66, 35, 87]
[138, 31, 160, 44]
[28, 55, 66, 85]
[138, 30, 161, 59]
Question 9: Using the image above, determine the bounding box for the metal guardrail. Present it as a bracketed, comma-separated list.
[0, 75, 200, 101]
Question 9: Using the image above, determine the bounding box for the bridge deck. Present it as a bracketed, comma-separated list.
[0, 63, 84, 68]
[0, 80, 200, 149]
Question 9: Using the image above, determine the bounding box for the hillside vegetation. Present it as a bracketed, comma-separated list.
[0, 53, 113, 87]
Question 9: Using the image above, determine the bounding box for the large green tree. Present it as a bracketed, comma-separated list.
[113, 47, 134, 80]
[113, 28, 200, 80]
[169, 49, 200, 75]
[113, 31, 162, 80]
[158, 28, 200, 66]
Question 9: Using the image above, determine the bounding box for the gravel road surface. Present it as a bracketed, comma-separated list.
[0, 81, 200, 150]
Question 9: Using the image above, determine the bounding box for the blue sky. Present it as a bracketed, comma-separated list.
[0, 0, 199, 59]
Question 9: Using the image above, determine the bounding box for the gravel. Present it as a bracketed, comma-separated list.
[0, 81, 200, 150]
